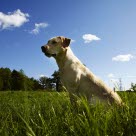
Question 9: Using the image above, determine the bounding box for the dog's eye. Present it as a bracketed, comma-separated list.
[52, 41, 57, 44]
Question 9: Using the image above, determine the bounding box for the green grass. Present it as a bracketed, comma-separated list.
[0, 91, 136, 136]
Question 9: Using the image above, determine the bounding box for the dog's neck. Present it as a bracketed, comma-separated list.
[55, 47, 80, 71]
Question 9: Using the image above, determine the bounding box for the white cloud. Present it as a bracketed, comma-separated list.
[30, 22, 48, 34]
[0, 9, 29, 29]
[112, 54, 134, 62]
[71, 39, 75, 43]
[108, 73, 115, 78]
[82, 34, 100, 43]
[39, 74, 46, 78]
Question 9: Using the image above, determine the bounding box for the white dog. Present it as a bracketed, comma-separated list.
[41, 36, 123, 105]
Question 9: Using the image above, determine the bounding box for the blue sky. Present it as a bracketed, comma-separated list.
[0, 0, 136, 89]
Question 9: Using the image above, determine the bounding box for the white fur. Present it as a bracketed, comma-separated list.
[42, 36, 123, 105]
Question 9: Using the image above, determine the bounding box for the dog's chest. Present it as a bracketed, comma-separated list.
[59, 64, 84, 91]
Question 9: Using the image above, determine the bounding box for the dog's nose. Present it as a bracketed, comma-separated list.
[41, 46, 46, 52]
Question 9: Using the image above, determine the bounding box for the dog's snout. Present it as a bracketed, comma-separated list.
[41, 46, 46, 53]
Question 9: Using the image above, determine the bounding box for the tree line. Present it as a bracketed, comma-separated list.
[0, 67, 64, 91]
[0, 67, 136, 92]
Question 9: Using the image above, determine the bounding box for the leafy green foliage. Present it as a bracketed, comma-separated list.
[0, 91, 135, 136]
[130, 83, 136, 91]
[0, 67, 44, 91]
[0, 67, 63, 91]
[0, 68, 11, 90]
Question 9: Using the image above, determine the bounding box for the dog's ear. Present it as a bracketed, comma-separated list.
[58, 36, 71, 48]
[62, 38, 71, 48]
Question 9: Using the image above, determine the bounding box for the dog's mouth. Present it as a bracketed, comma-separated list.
[44, 52, 57, 58]
[41, 46, 56, 57]
[44, 52, 52, 57]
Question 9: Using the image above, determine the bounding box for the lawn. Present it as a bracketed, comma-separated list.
[0, 91, 136, 136]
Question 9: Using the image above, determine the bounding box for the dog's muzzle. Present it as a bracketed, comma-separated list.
[41, 46, 56, 57]
[41, 46, 46, 53]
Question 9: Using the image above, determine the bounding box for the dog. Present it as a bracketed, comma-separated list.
[41, 36, 123, 105]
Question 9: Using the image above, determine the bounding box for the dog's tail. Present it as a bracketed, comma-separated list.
[109, 90, 124, 106]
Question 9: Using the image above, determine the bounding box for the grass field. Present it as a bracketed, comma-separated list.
[0, 91, 136, 136]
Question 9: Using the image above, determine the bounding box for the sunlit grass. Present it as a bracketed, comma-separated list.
[0, 91, 136, 136]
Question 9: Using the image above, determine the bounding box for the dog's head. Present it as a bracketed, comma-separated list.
[41, 36, 71, 58]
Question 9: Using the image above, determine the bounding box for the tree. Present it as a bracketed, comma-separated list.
[39, 76, 56, 90]
[0, 77, 3, 91]
[39, 76, 48, 89]
[46, 78, 55, 90]
[11, 70, 26, 90]
[131, 83, 136, 92]
[0, 67, 48, 91]
[52, 70, 65, 92]
[0, 67, 68, 91]
[29, 78, 42, 90]
[0, 68, 11, 90]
